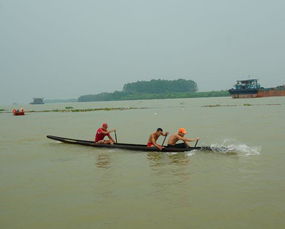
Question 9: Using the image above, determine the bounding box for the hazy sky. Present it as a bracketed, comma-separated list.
[1, 0, 284, 104]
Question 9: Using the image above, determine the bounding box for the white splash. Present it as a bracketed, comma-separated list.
[54, 141, 63, 144]
[166, 151, 196, 157]
[210, 139, 261, 156]
[186, 151, 196, 157]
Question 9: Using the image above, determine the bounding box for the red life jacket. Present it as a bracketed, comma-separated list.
[95, 128, 110, 142]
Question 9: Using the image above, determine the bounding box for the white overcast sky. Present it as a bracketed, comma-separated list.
[0, 0, 284, 104]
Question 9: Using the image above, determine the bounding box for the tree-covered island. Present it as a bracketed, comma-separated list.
[78, 79, 229, 102]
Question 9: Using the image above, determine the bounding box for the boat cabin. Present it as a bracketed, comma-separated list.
[30, 98, 44, 104]
[233, 79, 261, 90]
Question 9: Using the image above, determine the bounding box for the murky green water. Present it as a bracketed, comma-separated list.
[1, 97, 285, 228]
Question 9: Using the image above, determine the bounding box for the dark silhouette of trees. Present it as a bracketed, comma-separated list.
[78, 79, 229, 102]
[123, 79, 198, 94]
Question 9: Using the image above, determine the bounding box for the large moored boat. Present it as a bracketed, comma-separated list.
[30, 98, 44, 104]
[229, 79, 285, 98]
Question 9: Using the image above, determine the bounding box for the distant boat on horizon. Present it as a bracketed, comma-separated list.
[30, 98, 44, 104]
[229, 79, 285, 98]
[12, 108, 25, 116]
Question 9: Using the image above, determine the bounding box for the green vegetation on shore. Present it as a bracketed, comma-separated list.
[28, 107, 143, 113]
[79, 90, 229, 102]
[44, 98, 77, 103]
[202, 103, 281, 108]
[78, 79, 229, 102]
[0, 107, 143, 114]
[123, 79, 197, 94]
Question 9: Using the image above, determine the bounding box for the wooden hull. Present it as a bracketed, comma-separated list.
[230, 88, 285, 98]
[231, 94, 257, 98]
[257, 88, 285, 97]
[13, 112, 25, 116]
[47, 135, 212, 152]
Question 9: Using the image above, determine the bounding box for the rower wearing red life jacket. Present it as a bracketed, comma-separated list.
[95, 123, 116, 144]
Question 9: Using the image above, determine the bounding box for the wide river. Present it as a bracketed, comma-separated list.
[1, 97, 284, 229]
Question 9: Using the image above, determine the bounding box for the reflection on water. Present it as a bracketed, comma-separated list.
[167, 153, 191, 165]
[147, 152, 192, 198]
[95, 153, 111, 168]
[147, 152, 191, 167]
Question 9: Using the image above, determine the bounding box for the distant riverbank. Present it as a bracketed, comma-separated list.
[0, 106, 143, 113]
[78, 79, 229, 102]
[78, 90, 229, 102]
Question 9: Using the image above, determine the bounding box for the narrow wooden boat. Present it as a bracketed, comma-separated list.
[47, 135, 212, 152]
[12, 110, 25, 116]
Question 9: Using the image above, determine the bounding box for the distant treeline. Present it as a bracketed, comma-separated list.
[78, 79, 229, 102]
[123, 79, 198, 94]
[44, 98, 77, 103]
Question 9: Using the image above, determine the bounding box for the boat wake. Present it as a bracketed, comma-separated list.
[209, 139, 261, 156]
[167, 151, 196, 157]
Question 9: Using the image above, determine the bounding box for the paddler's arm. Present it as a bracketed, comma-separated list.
[151, 135, 163, 150]
[108, 129, 116, 133]
[108, 129, 116, 143]
[101, 129, 116, 135]
[183, 137, 200, 142]
[162, 131, 169, 136]
[176, 135, 200, 142]
[107, 134, 115, 143]
[174, 135, 198, 147]
[183, 138, 199, 147]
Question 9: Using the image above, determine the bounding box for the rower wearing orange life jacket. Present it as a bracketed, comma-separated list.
[146, 128, 168, 150]
[95, 123, 116, 144]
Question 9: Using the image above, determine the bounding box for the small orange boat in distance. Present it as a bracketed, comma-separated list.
[12, 108, 25, 116]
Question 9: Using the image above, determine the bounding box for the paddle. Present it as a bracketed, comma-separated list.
[194, 139, 199, 147]
[114, 130, 118, 143]
[161, 135, 167, 146]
